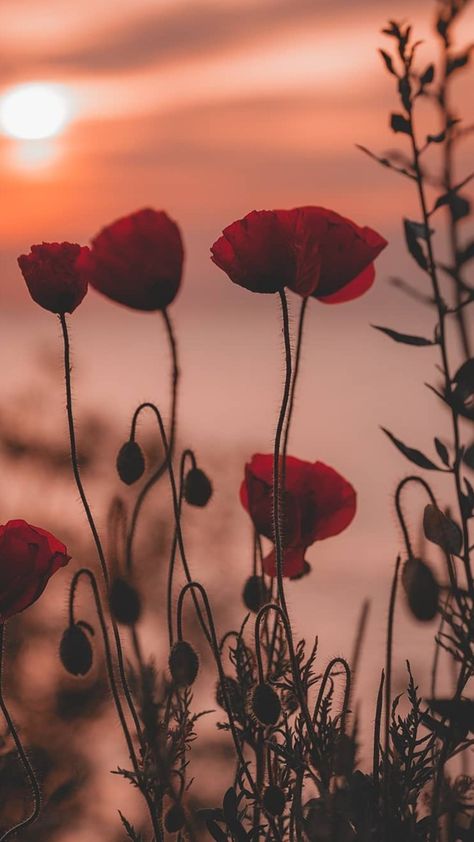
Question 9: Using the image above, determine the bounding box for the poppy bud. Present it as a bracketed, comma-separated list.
[216, 676, 243, 717]
[60, 624, 93, 676]
[169, 641, 199, 687]
[242, 575, 267, 612]
[249, 682, 281, 726]
[263, 784, 286, 816]
[109, 578, 141, 625]
[402, 557, 439, 622]
[184, 467, 212, 507]
[164, 804, 186, 833]
[116, 440, 145, 485]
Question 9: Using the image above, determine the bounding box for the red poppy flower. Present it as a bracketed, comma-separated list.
[240, 455, 356, 577]
[77, 208, 184, 311]
[0, 520, 70, 621]
[18, 242, 89, 314]
[211, 206, 386, 302]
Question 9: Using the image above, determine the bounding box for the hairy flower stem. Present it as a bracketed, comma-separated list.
[407, 102, 472, 594]
[0, 624, 41, 841]
[167, 449, 196, 647]
[58, 316, 163, 838]
[129, 403, 210, 645]
[282, 296, 308, 461]
[126, 308, 179, 573]
[383, 556, 400, 839]
[274, 290, 293, 614]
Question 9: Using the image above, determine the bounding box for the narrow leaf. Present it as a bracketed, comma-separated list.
[447, 50, 471, 75]
[391, 112, 411, 134]
[379, 49, 397, 75]
[423, 504, 463, 555]
[381, 428, 440, 470]
[434, 438, 450, 466]
[420, 64, 435, 85]
[372, 325, 435, 346]
[404, 219, 429, 270]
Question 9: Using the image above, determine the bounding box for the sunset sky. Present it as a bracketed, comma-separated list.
[1, 0, 473, 762]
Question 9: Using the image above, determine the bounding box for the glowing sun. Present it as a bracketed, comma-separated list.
[0, 83, 72, 140]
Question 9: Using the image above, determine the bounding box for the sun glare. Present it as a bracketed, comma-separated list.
[0, 83, 72, 141]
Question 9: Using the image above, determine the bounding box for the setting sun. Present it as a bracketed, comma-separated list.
[0, 83, 72, 140]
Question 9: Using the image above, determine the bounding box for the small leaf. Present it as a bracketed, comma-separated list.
[420, 64, 435, 85]
[447, 50, 471, 75]
[207, 820, 228, 842]
[381, 428, 440, 470]
[458, 239, 474, 266]
[398, 76, 412, 111]
[223, 788, 238, 824]
[423, 504, 463, 555]
[427, 129, 446, 144]
[391, 112, 411, 134]
[464, 442, 474, 470]
[434, 438, 450, 467]
[404, 219, 429, 271]
[372, 325, 435, 346]
[379, 49, 397, 75]
[119, 811, 143, 842]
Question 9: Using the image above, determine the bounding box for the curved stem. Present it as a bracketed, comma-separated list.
[312, 657, 351, 734]
[373, 669, 385, 806]
[129, 404, 210, 645]
[273, 291, 293, 613]
[126, 309, 179, 573]
[394, 475, 437, 558]
[0, 624, 41, 842]
[282, 297, 308, 461]
[167, 449, 196, 647]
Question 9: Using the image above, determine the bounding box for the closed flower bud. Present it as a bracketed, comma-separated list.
[402, 557, 439, 622]
[184, 467, 212, 507]
[109, 578, 141, 625]
[263, 784, 286, 817]
[169, 641, 199, 686]
[242, 575, 267, 612]
[164, 804, 186, 833]
[116, 440, 145, 485]
[60, 624, 93, 676]
[249, 682, 281, 726]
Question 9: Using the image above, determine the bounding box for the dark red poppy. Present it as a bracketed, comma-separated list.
[240, 454, 356, 577]
[18, 242, 89, 314]
[77, 208, 184, 311]
[211, 206, 387, 302]
[0, 520, 70, 621]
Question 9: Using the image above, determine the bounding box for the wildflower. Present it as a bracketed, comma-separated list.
[183, 467, 213, 507]
[211, 206, 386, 301]
[18, 242, 89, 314]
[78, 208, 184, 311]
[402, 556, 439, 621]
[164, 804, 186, 833]
[169, 640, 199, 686]
[249, 682, 281, 726]
[59, 624, 93, 676]
[263, 785, 286, 816]
[240, 455, 356, 578]
[109, 577, 141, 626]
[116, 440, 146, 485]
[242, 574, 267, 612]
[0, 519, 70, 620]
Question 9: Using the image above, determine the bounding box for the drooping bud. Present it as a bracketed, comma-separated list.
[164, 804, 186, 833]
[109, 577, 141, 626]
[263, 784, 286, 816]
[169, 640, 199, 686]
[116, 440, 145, 485]
[402, 557, 439, 621]
[60, 623, 93, 676]
[249, 682, 281, 726]
[184, 467, 212, 507]
[242, 575, 267, 612]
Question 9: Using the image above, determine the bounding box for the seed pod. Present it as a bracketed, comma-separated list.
[109, 578, 141, 626]
[263, 784, 286, 817]
[60, 624, 93, 676]
[116, 440, 145, 485]
[169, 641, 199, 686]
[184, 467, 212, 507]
[242, 575, 267, 612]
[249, 682, 281, 726]
[164, 804, 186, 833]
[402, 557, 439, 621]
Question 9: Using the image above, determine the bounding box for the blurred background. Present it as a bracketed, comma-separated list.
[0, 0, 473, 838]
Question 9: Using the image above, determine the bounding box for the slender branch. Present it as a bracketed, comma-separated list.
[0, 624, 41, 842]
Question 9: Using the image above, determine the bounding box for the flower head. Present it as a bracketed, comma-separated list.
[211, 206, 386, 302]
[240, 454, 356, 577]
[78, 208, 184, 311]
[0, 520, 70, 620]
[18, 242, 89, 314]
